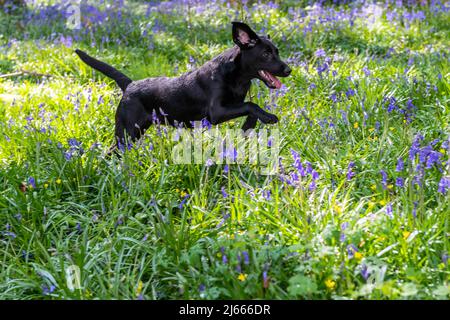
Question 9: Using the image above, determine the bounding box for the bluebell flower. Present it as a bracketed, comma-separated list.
[442, 253, 448, 265]
[28, 177, 36, 188]
[345, 88, 355, 97]
[396, 177, 404, 188]
[42, 284, 55, 295]
[380, 170, 388, 189]
[438, 177, 449, 194]
[221, 187, 228, 198]
[361, 264, 370, 280]
[409, 134, 423, 161]
[347, 244, 358, 258]
[242, 251, 249, 265]
[315, 48, 326, 58]
[362, 67, 371, 76]
[396, 158, 404, 172]
[347, 162, 355, 180]
[386, 203, 393, 218]
[216, 213, 230, 228]
[178, 193, 190, 209]
[202, 118, 212, 130]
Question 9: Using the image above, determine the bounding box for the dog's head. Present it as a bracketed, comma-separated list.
[232, 22, 291, 89]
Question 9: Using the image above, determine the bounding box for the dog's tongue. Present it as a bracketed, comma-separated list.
[266, 71, 282, 89]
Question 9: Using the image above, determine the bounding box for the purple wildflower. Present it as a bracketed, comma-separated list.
[361, 264, 370, 280]
[42, 284, 55, 295]
[201, 118, 212, 130]
[409, 134, 423, 161]
[179, 193, 190, 209]
[221, 187, 228, 198]
[347, 244, 358, 258]
[216, 213, 230, 228]
[242, 251, 249, 265]
[362, 67, 371, 76]
[438, 177, 449, 194]
[386, 203, 393, 218]
[442, 253, 448, 265]
[28, 177, 36, 188]
[396, 177, 404, 188]
[396, 158, 404, 172]
[291, 149, 306, 177]
[315, 48, 326, 58]
[345, 88, 356, 97]
[347, 161, 355, 180]
[262, 190, 271, 200]
[380, 170, 388, 189]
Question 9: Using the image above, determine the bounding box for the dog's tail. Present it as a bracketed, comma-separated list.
[75, 49, 132, 92]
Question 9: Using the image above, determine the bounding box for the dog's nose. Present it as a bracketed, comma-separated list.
[284, 66, 292, 76]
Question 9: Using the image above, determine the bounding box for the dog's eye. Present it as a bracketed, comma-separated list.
[262, 51, 272, 59]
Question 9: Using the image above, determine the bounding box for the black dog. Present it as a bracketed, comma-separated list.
[75, 22, 291, 152]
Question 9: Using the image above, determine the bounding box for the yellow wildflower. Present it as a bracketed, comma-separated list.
[354, 251, 363, 260]
[334, 204, 343, 214]
[402, 231, 411, 240]
[325, 278, 336, 290]
[56, 178, 62, 184]
[136, 280, 143, 296]
[238, 273, 247, 281]
[353, 122, 359, 129]
[379, 199, 387, 206]
[44, 183, 49, 189]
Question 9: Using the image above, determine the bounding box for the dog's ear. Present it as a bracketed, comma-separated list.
[232, 22, 260, 49]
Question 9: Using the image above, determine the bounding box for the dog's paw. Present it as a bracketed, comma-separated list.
[259, 113, 279, 124]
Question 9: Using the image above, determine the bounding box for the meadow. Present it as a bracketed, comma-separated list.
[0, 0, 449, 299]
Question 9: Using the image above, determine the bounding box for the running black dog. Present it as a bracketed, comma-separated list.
[75, 22, 291, 152]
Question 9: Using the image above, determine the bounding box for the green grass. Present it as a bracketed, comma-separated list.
[0, 0, 449, 299]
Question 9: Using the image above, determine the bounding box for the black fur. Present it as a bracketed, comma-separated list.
[75, 22, 291, 154]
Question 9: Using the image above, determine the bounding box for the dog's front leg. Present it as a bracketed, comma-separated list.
[209, 102, 278, 125]
[241, 115, 258, 132]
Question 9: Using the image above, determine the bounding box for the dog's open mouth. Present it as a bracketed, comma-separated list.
[258, 70, 282, 89]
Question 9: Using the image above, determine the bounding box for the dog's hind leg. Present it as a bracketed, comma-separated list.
[107, 98, 152, 157]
